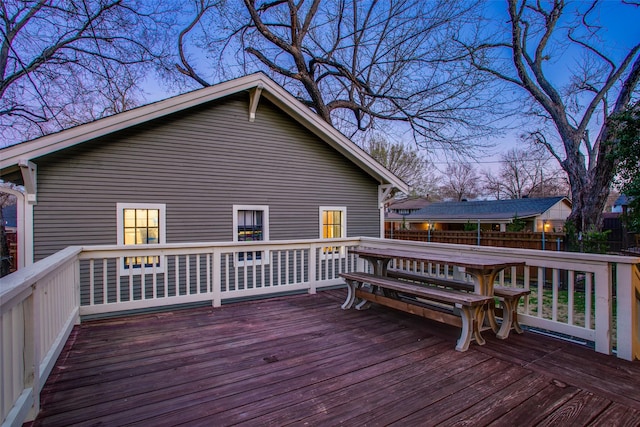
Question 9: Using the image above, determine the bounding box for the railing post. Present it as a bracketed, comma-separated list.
[308, 244, 317, 295]
[24, 285, 41, 422]
[211, 249, 222, 308]
[74, 259, 81, 325]
[593, 264, 613, 356]
[616, 262, 640, 361]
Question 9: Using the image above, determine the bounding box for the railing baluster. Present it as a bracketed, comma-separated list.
[185, 254, 191, 295]
[140, 262, 146, 301]
[195, 254, 200, 294]
[102, 259, 108, 304]
[585, 272, 593, 330]
[283, 250, 288, 285]
[152, 258, 157, 299]
[537, 267, 544, 318]
[523, 265, 531, 314]
[552, 268, 559, 322]
[89, 259, 95, 306]
[175, 255, 180, 295]
[568, 270, 575, 326]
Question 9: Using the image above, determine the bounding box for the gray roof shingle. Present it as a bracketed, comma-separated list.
[393, 196, 569, 221]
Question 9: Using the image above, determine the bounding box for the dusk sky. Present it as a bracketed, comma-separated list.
[137, 1, 639, 175]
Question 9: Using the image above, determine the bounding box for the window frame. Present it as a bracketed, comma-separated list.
[233, 205, 270, 265]
[319, 206, 347, 254]
[116, 202, 166, 275]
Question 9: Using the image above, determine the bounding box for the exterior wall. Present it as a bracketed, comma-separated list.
[30, 95, 380, 260]
[545, 200, 572, 220]
[535, 200, 572, 232]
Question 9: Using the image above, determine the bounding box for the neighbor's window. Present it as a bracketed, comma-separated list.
[116, 203, 166, 271]
[320, 207, 346, 252]
[233, 205, 269, 263]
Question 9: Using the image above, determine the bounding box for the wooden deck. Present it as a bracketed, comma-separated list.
[30, 289, 640, 426]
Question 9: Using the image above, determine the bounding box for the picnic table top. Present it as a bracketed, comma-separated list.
[349, 247, 525, 271]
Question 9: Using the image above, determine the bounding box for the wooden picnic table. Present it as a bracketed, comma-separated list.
[345, 247, 529, 344]
[349, 247, 525, 297]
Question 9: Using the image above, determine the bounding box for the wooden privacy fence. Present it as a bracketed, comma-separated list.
[386, 230, 565, 251]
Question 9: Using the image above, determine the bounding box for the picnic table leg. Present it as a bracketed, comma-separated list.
[456, 304, 485, 352]
[341, 279, 358, 309]
[466, 267, 502, 334]
[355, 294, 372, 310]
[495, 297, 525, 339]
[485, 301, 500, 333]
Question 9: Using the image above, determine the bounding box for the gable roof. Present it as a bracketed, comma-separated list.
[0, 73, 409, 194]
[390, 196, 570, 221]
[614, 194, 633, 207]
[388, 197, 431, 211]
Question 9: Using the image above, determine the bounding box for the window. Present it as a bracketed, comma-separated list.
[320, 207, 346, 253]
[233, 205, 269, 263]
[116, 203, 166, 273]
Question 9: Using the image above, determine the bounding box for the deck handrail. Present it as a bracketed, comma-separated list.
[2, 237, 639, 426]
[1, 246, 81, 427]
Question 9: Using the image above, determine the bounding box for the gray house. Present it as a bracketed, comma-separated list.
[0, 73, 408, 266]
[386, 196, 572, 233]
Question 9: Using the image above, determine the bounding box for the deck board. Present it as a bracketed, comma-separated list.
[30, 289, 640, 426]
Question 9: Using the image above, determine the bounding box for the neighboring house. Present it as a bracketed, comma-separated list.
[612, 194, 632, 214]
[386, 196, 431, 216]
[386, 196, 571, 233]
[0, 73, 408, 266]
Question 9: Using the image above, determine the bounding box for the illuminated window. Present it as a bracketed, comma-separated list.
[116, 203, 166, 272]
[320, 207, 346, 252]
[233, 205, 269, 263]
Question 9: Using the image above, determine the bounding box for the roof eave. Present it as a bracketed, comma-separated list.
[0, 72, 409, 193]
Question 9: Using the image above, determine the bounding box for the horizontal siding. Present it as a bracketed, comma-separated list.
[33, 95, 380, 259]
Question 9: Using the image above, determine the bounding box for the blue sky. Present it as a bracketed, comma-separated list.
[140, 1, 639, 175]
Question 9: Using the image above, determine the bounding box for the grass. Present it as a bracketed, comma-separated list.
[516, 286, 617, 346]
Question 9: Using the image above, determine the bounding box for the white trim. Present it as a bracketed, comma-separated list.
[18, 160, 37, 204]
[319, 207, 347, 256]
[248, 85, 263, 122]
[233, 205, 270, 265]
[0, 73, 409, 194]
[115, 203, 166, 275]
[0, 184, 32, 267]
[319, 206, 347, 239]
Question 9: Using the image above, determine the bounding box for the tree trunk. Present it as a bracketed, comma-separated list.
[565, 128, 617, 233]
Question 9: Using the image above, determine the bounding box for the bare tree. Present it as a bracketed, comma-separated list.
[464, 0, 640, 232]
[364, 135, 442, 198]
[175, 0, 497, 152]
[483, 147, 568, 199]
[0, 1, 175, 146]
[439, 162, 480, 201]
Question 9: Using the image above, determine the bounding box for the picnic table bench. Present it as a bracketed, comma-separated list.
[386, 269, 531, 339]
[339, 271, 494, 352]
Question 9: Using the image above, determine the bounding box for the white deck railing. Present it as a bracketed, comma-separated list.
[1, 237, 639, 426]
